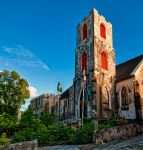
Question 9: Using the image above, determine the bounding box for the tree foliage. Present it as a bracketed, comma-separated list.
[19, 109, 38, 129]
[0, 70, 30, 116]
[0, 113, 18, 136]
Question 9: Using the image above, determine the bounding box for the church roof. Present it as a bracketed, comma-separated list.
[60, 85, 73, 100]
[116, 54, 143, 81]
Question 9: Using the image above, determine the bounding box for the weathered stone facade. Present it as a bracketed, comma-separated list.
[134, 62, 143, 119]
[73, 8, 115, 121]
[93, 123, 143, 145]
[59, 86, 74, 120]
[29, 93, 58, 115]
[59, 8, 143, 123]
[116, 61, 143, 120]
[116, 78, 136, 119]
[29, 8, 143, 123]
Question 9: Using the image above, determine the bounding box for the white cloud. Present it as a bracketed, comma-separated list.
[20, 86, 38, 111]
[28, 85, 38, 99]
[2, 45, 49, 71]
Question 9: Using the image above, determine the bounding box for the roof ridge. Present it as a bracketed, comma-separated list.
[116, 54, 143, 67]
[116, 54, 143, 81]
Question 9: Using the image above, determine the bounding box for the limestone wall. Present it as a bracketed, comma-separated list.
[93, 124, 143, 145]
[134, 62, 143, 119]
[93, 8, 113, 47]
[0, 140, 37, 150]
[74, 8, 116, 121]
[116, 77, 136, 120]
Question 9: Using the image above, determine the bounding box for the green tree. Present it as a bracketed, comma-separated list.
[19, 109, 38, 129]
[0, 70, 30, 116]
[0, 113, 18, 136]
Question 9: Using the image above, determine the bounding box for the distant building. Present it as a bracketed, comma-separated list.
[45, 94, 59, 115]
[59, 85, 74, 120]
[29, 93, 58, 115]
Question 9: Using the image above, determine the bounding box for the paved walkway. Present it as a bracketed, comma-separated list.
[39, 134, 143, 150]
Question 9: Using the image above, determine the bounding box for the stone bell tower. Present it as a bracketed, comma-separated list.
[73, 8, 115, 120]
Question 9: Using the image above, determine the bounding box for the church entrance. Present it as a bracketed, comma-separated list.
[101, 86, 110, 119]
[80, 91, 88, 118]
[135, 94, 142, 122]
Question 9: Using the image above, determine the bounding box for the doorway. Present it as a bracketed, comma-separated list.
[80, 91, 88, 118]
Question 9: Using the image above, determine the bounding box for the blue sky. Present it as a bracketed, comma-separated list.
[0, 0, 143, 109]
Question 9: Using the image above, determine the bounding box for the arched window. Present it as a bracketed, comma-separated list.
[100, 24, 106, 39]
[121, 87, 129, 107]
[101, 51, 107, 70]
[82, 24, 87, 40]
[82, 52, 87, 71]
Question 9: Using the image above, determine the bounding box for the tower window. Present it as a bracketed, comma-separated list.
[100, 24, 106, 39]
[82, 24, 87, 40]
[101, 51, 107, 70]
[82, 52, 87, 71]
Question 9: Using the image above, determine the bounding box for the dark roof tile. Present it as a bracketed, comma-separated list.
[116, 54, 143, 81]
[60, 85, 73, 100]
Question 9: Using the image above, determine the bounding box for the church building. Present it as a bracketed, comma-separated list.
[59, 8, 143, 123]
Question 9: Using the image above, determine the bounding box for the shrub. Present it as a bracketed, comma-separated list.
[0, 133, 11, 146]
[12, 124, 51, 145]
[35, 124, 51, 145]
[75, 122, 94, 144]
[12, 127, 36, 143]
[49, 124, 75, 142]
[97, 116, 128, 131]
[98, 116, 117, 130]
[40, 113, 56, 127]
[12, 131, 27, 143]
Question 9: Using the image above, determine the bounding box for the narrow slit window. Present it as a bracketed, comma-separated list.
[82, 24, 87, 40]
[100, 24, 106, 39]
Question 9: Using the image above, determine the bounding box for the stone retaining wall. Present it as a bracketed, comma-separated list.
[93, 123, 143, 145]
[0, 140, 37, 150]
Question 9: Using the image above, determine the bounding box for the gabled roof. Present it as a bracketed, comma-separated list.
[60, 85, 73, 100]
[116, 54, 143, 81]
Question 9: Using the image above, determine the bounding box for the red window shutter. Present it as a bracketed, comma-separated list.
[101, 51, 107, 70]
[82, 24, 87, 40]
[100, 24, 106, 39]
[82, 52, 87, 71]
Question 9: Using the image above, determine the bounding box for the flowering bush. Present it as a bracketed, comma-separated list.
[116, 116, 128, 125]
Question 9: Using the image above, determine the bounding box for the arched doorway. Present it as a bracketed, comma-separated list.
[101, 86, 109, 118]
[80, 90, 88, 118]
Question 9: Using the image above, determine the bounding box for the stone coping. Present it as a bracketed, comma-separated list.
[0, 140, 37, 150]
[93, 123, 143, 145]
